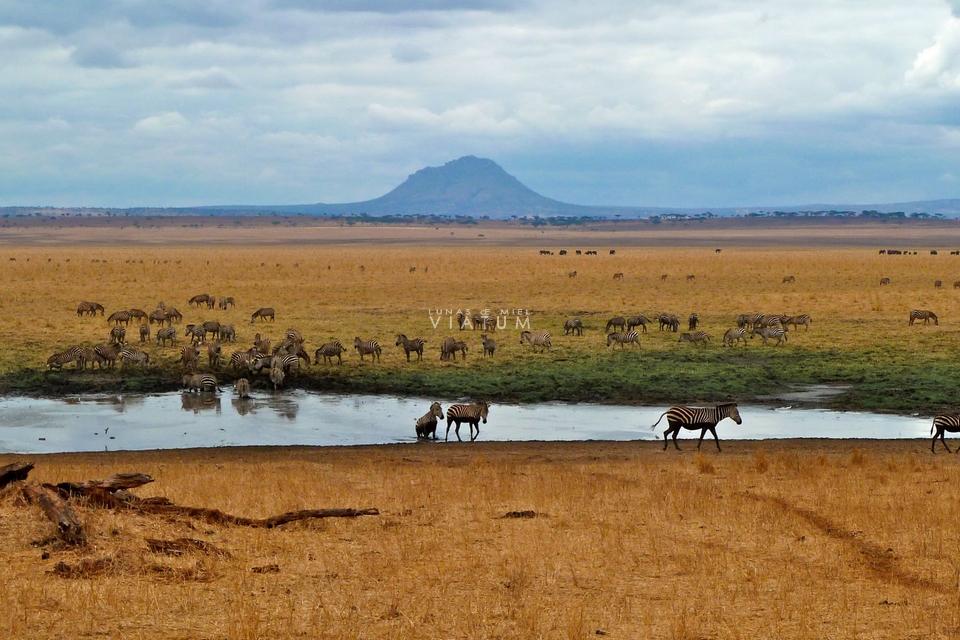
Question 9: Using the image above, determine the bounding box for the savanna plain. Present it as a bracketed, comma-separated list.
[4, 220, 960, 638]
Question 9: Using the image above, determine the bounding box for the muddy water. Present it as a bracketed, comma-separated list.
[0, 391, 933, 454]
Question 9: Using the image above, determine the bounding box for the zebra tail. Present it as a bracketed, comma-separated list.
[651, 411, 669, 430]
[931, 418, 936, 435]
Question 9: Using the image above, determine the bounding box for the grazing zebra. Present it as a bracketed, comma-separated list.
[148, 309, 167, 325]
[94, 343, 122, 368]
[218, 296, 236, 310]
[678, 331, 709, 347]
[652, 403, 742, 451]
[220, 323, 236, 342]
[783, 275, 796, 283]
[179, 345, 200, 371]
[935, 280, 943, 289]
[396, 334, 426, 361]
[658, 314, 680, 332]
[564, 317, 584, 336]
[613, 272, 624, 280]
[722, 327, 748, 347]
[627, 315, 650, 333]
[354, 337, 381, 362]
[164, 307, 183, 324]
[930, 414, 960, 452]
[415, 402, 444, 439]
[188, 293, 212, 307]
[520, 330, 552, 352]
[751, 326, 787, 346]
[182, 373, 221, 393]
[196, 321, 221, 341]
[156, 327, 177, 346]
[251, 307, 275, 323]
[445, 402, 490, 442]
[315, 341, 347, 365]
[77, 301, 105, 317]
[139, 324, 150, 343]
[481, 334, 496, 357]
[880, 277, 891, 286]
[270, 365, 285, 390]
[688, 313, 699, 331]
[184, 325, 203, 345]
[206, 341, 222, 367]
[909, 309, 938, 326]
[46, 346, 84, 371]
[607, 330, 640, 348]
[568, 271, 577, 278]
[782, 314, 812, 331]
[120, 347, 150, 369]
[128, 308, 148, 322]
[108, 310, 132, 326]
[235, 378, 251, 399]
[605, 316, 626, 332]
[440, 336, 459, 361]
[109, 325, 127, 345]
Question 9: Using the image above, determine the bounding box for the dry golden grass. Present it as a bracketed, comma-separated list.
[3, 440, 960, 638]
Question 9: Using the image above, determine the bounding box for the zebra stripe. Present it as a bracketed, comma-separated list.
[108, 310, 132, 325]
[604, 316, 626, 332]
[77, 301, 104, 317]
[782, 314, 812, 331]
[607, 330, 640, 348]
[354, 337, 381, 362]
[678, 331, 709, 346]
[415, 402, 444, 439]
[251, 307, 275, 323]
[750, 326, 786, 346]
[179, 345, 200, 370]
[481, 334, 496, 358]
[931, 414, 960, 452]
[270, 365, 285, 390]
[109, 325, 127, 345]
[658, 314, 679, 332]
[564, 317, 583, 336]
[120, 347, 150, 368]
[182, 373, 221, 393]
[235, 378, 251, 399]
[315, 341, 346, 365]
[230, 349, 258, 373]
[94, 343, 122, 368]
[396, 334, 426, 361]
[651, 403, 742, 451]
[520, 331, 552, 352]
[156, 327, 177, 346]
[688, 313, 699, 330]
[627, 315, 650, 333]
[722, 327, 747, 347]
[46, 346, 84, 370]
[909, 310, 938, 326]
[445, 402, 490, 442]
[139, 324, 150, 343]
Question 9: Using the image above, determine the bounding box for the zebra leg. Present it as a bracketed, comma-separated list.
[445, 418, 454, 442]
[709, 427, 721, 451]
[471, 419, 480, 442]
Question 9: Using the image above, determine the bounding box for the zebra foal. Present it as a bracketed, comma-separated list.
[651, 403, 742, 451]
[415, 402, 444, 439]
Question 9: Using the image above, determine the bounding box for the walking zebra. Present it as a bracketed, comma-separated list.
[880, 277, 891, 286]
[46, 346, 84, 371]
[81, 347, 106, 370]
[607, 330, 640, 348]
[722, 327, 748, 347]
[481, 334, 496, 357]
[688, 313, 699, 331]
[182, 373, 221, 393]
[396, 334, 426, 361]
[354, 337, 381, 362]
[235, 378, 251, 399]
[251, 307, 275, 323]
[651, 403, 742, 451]
[564, 317, 584, 336]
[445, 401, 490, 442]
[750, 326, 787, 346]
[164, 307, 183, 324]
[605, 316, 626, 332]
[931, 413, 960, 452]
[613, 272, 624, 280]
[627, 315, 650, 333]
[678, 331, 709, 347]
[415, 402, 444, 439]
[120, 347, 150, 369]
[315, 341, 347, 365]
[782, 314, 812, 331]
[520, 330, 552, 352]
[909, 309, 938, 326]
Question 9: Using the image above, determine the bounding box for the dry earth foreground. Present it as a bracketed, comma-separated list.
[2, 441, 960, 639]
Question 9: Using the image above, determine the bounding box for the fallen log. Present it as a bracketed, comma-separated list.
[0, 461, 34, 489]
[22, 483, 86, 546]
[57, 473, 154, 496]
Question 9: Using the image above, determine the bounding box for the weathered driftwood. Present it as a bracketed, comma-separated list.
[0, 461, 34, 489]
[22, 483, 86, 546]
[145, 537, 232, 557]
[57, 473, 154, 496]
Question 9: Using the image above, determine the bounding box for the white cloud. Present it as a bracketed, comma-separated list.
[132, 111, 188, 133]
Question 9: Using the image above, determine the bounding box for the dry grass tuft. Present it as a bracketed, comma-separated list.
[695, 451, 715, 474]
[755, 447, 770, 473]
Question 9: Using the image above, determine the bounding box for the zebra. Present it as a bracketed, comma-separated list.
[678, 331, 709, 347]
[120, 347, 150, 369]
[164, 307, 183, 324]
[415, 402, 444, 439]
[757, 315, 785, 329]
[46, 346, 84, 371]
[148, 309, 167, 325]
[737, 313, 766, 329]
[474, 316, 496, 332]
[282, 328, 304, 346]
[568, 271, 577, 278]
[751, 326, 787, 346]
[613, 272, 624, 280]
[481, 334, 496, 358]
[445, 402, 490, 442]
[205, 341, 222, 367]
[251, 307, 275, 323]
[139, 324, 150, 343]
[253, 333, 271, 354]
[156, 327, 177, 346]
[235, 378, 251, 399]
[658, 314, 680, 332]
[109, 325, 127, 345]
[722, 327, 748, 347]
[396, 334, 426, 361]
[274, 343, 310, 368]
[77, 301, 104, 317]
[81, 347, 106, 370]
[230, 349, 258, 373]
[686, 274, 696, 282]
[456, 311, 467, 330]
[930, 413, 960, 452]
[564, 317, 584, 336]
[220, 324, 236, 342]
[652, 403, 742, 451]
[94, 343, 122, 369]
[782, 314, 812, 331]
[909, 310, 938, 326]
[880, 277, 891, 286]
[128, 308, 148, 322]
[783, 275, 796, 283]
[197, 321, 221, 341]
[627, 315, 650, 333]
[453, 340, 468, 360]
[607, 330, 640, 348]
[184, 325, 203, 345]
[188, 293, 212, 307]
[954, 281, 960, 289]
[271, 353, 302, 376]
[315, 341, 347, 365]
[440, 336, 459, 361]
[179, 345, 200, 371]
[182, 373, 221, 393]
[218, 296, 236, 310]
[270, 365, 285, 390]
[935, 280, 943, 289]
[605, 316, 626, 332]
[108, 310, 132, 326]
[520, 331, 552, 352]
[688, 313, 699, 331]
[354, 337, 381, 362]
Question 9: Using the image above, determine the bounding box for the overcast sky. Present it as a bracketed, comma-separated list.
[1, 0, 959, 208]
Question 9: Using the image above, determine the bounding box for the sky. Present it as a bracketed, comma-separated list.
[1, 0, 960, 209]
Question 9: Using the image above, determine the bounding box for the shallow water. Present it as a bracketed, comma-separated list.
[0, 391, 934, 454]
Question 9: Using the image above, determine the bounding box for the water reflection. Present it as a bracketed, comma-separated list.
[63, 394, 146, 413]
[180, 392, 221, 414]
[229, 393, 299, 420]
[232, 397, 255, 416]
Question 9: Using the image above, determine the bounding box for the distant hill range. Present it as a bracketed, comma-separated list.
[5, 156, 960, 218]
